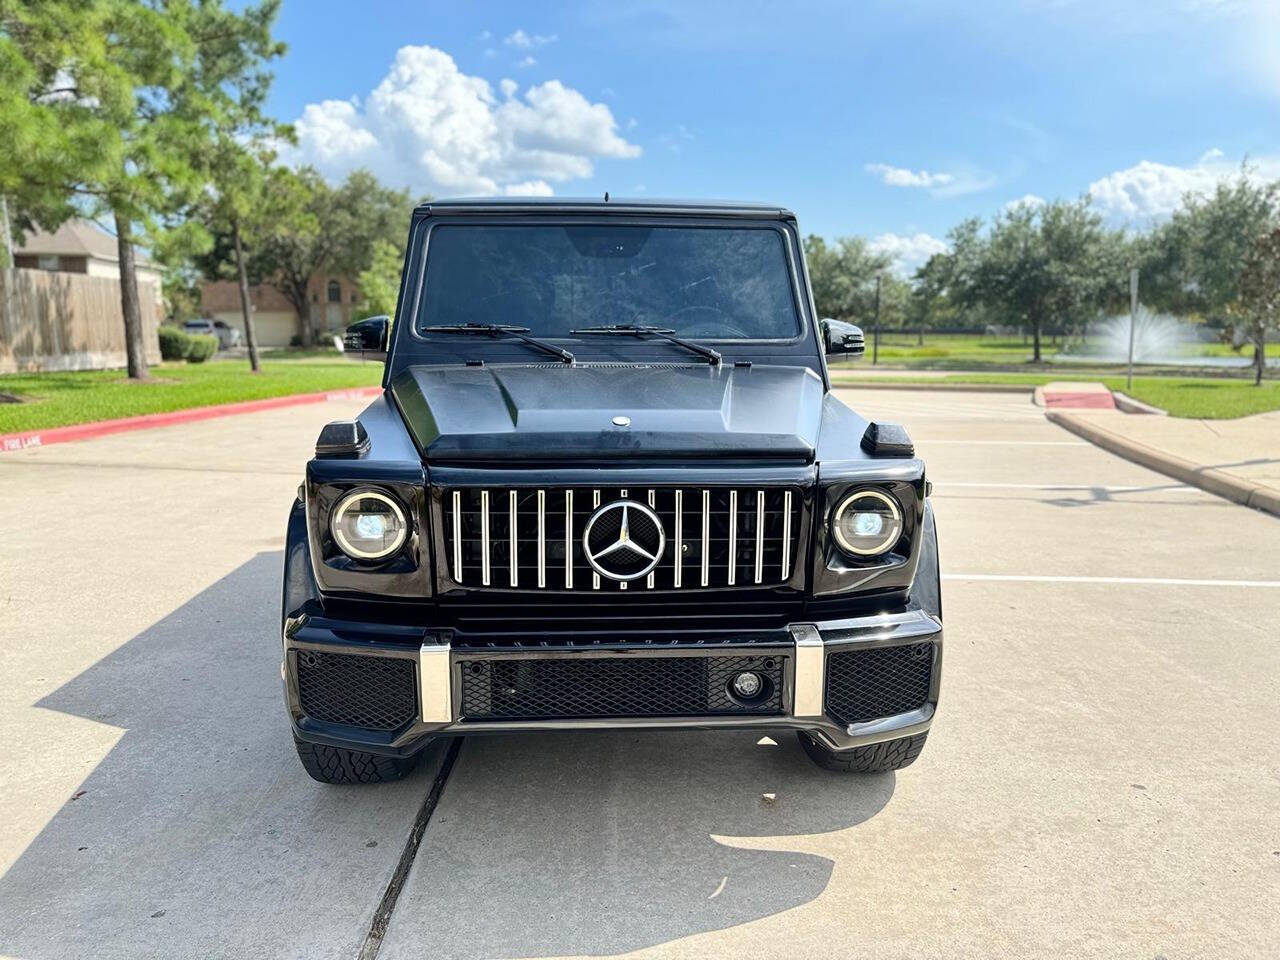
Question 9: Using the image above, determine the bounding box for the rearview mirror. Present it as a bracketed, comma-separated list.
[821, 318, 865, 358]
[344, 316, 390, 362]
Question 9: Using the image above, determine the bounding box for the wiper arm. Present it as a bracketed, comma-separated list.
[569, 324, 721, 365]
[420, 322, 575, 364]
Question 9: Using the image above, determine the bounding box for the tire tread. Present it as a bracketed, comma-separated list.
[798, 731, 929, 773]
[293, 735, 418, 784]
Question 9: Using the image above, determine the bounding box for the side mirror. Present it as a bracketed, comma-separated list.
[343, 315, 390, 362]
[820, 318, 865, 358]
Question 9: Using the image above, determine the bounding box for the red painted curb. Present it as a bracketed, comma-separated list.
[1, 386, 383, 454]
[1044, 391, 1116, 410]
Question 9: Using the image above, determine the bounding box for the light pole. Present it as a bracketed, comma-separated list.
[872, 273, 881, 365]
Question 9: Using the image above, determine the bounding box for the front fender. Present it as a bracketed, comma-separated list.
[911, 500, 941, 620]
[281, 495, 323, 634]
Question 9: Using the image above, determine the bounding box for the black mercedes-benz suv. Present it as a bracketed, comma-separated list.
[282, 198, 941, 784]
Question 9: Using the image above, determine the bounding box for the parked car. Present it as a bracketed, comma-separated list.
[213, 320, 242, 349]
[282, 197, 941, 784]
[182, 318, 242, 350]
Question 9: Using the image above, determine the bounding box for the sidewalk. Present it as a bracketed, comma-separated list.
[1047, 407, 1280, 516]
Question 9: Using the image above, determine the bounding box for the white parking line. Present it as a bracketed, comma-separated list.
[917, 440, 1087, 446]
[943, 573, 1280, 588]
[937, 482, 1200, 493]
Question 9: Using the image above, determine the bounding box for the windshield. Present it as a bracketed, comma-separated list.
[415, 224, 801, 340]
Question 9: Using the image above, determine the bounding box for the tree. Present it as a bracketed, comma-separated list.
[1235, 227, 1280, 385]
[1, 0, 286, 379]
[252, 168, 410, 346]
[1139, 172, 1279, 323]
[356, 240, 404, 320]
[910, 253, 949, 344]
[942, 200, 1112, 362]
[186, 1, 286, 372]
[803, 235, 892, 323]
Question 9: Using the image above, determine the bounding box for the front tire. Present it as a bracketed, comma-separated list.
[293, 734, 420, 784]
[797, 731, 929, 773]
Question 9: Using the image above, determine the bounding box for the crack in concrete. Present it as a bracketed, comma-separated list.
[357, 738, 464, 960]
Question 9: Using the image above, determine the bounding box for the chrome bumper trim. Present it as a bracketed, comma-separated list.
[790, 623, 825, 717]
[419, 642, 454, 723]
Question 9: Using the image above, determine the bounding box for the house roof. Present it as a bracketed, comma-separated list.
[15, 219, 154, 265]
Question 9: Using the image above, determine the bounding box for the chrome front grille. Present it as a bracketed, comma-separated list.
[441, 486, 803, 592]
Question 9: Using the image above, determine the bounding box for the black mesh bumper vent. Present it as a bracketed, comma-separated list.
[296, 651, 417, 731]
[825, 643, 934, 725]
[459, 655, 785, 720]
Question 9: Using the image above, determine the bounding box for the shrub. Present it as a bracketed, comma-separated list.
[183, 333, 219, 363]
[158, 325, 189, 361]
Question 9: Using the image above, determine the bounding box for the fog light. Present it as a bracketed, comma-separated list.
[731, 671, 763, 699]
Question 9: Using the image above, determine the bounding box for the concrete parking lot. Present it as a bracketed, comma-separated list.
[1, 387, 1277, 959]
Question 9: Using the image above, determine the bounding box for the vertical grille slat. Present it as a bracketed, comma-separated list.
[782, 490, 793, 581]
[508, 490, 518, 588]
[537, 489, 546, 589]
[755, 490, 765, 585]
[451, 490, 462, 583]
[701, 489, 710, 587]
[564, 490, 574, 589]
[481, 489, 491, 586]
[443, 485, 802, 593]
[674, 490, 684, 589]
[727, 490, 738, 587]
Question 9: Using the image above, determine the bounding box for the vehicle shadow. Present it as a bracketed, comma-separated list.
[0, 551, 896, 960]
[379, 725, 895, 958]
[0, 552, 443, 960]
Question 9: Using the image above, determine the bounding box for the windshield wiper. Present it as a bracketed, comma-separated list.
[420, 322, 574, 364]
[569, 324, 722, 365]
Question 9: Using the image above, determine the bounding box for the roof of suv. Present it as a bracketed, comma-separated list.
[416, 197, 795, 219]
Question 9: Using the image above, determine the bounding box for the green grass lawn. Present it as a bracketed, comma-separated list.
[861, 332, 1263, 369]
[0, 356, 383, 433]
[829, 370, 1280, 419]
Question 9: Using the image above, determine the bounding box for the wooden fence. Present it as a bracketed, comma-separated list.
[0, 268, 161, 373]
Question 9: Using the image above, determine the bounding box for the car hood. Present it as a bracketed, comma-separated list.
[389, 362, 826, 462]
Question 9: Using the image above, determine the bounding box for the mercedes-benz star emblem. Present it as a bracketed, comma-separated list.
[582, 500, 666, 581]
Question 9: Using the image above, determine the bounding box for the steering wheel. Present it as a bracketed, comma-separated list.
[664, 304, 749, 339]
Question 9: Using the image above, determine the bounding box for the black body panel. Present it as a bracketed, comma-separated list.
[390, 362, 826, 462]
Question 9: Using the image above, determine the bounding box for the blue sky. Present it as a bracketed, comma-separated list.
[265, 0, 1280, 273]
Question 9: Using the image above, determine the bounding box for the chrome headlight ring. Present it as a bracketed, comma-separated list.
[830, 488, 903, 558]
[331, 488, 409, 561]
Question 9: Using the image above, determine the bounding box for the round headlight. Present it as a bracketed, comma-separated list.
[831, 489, 903, 557]
[331, 489, 408, 560]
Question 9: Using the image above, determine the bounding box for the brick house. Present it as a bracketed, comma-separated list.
[200, 274, 363, 348]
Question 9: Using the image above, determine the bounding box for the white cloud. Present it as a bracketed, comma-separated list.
[864, 162, 997, 197]
[502, 180, 554, 197]
[288, 45, 640, 197]
[869, 232, 949, 277]
[1004, 193, 1046, 212]
[865, 163, 955, 189]
[504, 29, 557, 48]
[515, 56, 537, 68]
[1086, 148, 1280, 220]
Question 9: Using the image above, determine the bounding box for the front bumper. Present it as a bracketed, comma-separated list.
[283, 604, 942, 757]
